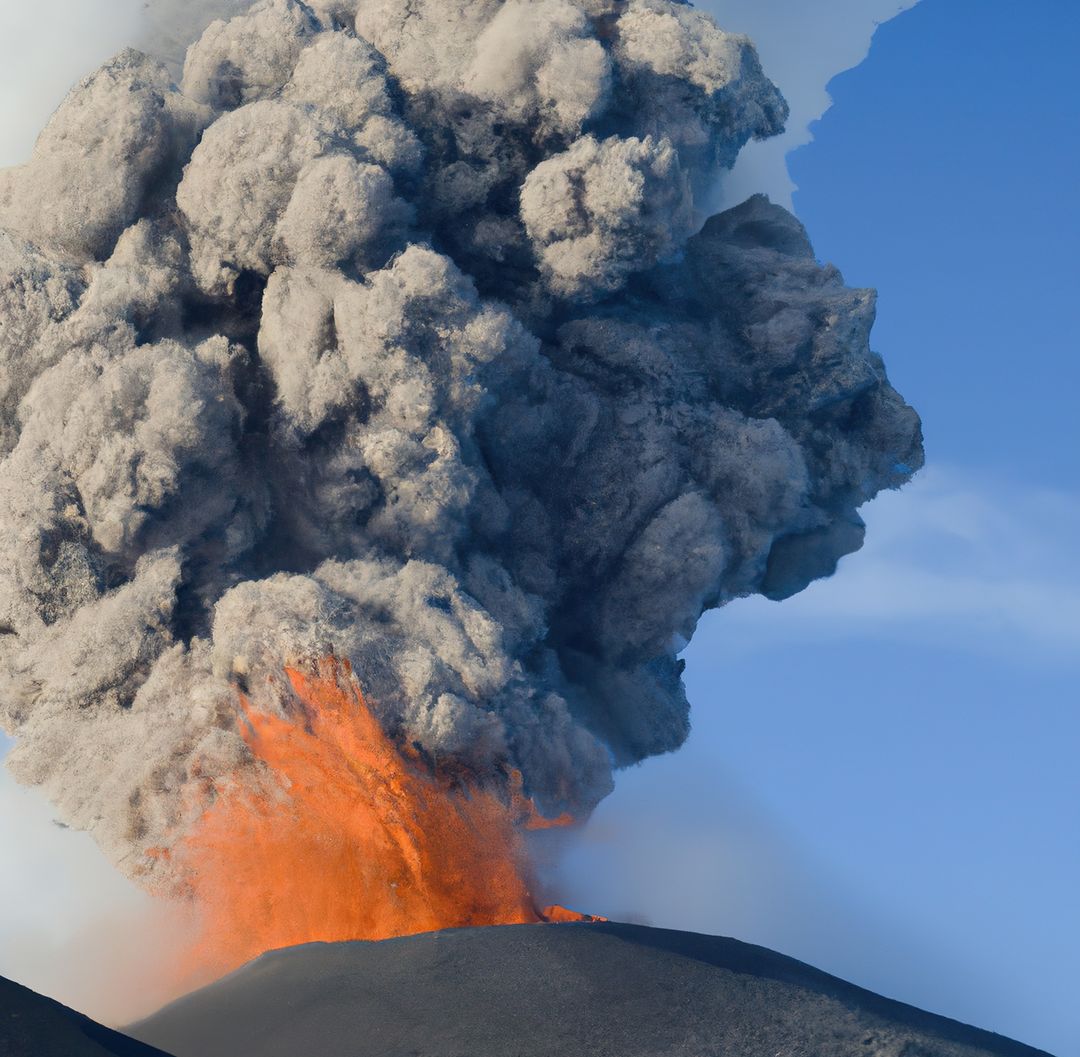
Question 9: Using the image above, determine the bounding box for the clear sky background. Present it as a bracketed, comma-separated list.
[1, 1, 1077, 1052]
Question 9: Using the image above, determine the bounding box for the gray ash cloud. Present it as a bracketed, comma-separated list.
[0, 0, 921, 881]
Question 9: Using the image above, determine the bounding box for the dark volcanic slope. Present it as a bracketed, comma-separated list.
[0, 975, 174, 1057]
[131, 923, 1053, 1057]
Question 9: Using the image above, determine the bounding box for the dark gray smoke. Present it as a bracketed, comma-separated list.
[0, 0, 921, 882]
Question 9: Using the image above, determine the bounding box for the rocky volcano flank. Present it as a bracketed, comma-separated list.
[119, 923, 1055, 1057]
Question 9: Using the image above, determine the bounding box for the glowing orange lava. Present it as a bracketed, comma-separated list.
[541, 905, 609, 923]
[173, 660, 595, 983]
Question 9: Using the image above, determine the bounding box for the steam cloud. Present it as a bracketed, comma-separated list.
[0, 0, 921, 884]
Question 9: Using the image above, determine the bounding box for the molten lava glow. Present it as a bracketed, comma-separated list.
[541, 905, 609, 924]
[176, 661, 553, 982]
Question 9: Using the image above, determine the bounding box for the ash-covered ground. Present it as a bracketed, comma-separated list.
[128, 923, 1055, 1057]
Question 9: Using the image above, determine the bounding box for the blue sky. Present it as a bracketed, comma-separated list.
[1, 1, 1077, 1051]
[554, 3, 1080, 1054]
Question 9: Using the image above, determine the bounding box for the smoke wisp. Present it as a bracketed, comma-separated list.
[0, 0, 921, 896]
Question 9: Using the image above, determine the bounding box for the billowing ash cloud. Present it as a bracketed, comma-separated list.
[0, 0, 921, 881]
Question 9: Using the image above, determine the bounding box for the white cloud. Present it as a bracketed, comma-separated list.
[716, 467, 1080, 660]
[699, 0, 920, 211]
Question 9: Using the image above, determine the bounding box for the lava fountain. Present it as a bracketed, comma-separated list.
[171, 660, 588, 982]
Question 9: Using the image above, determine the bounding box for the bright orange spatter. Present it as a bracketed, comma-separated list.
[175, 660, 590, 984]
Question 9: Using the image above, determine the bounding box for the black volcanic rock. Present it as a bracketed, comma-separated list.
[0, 974, 174, 1057]
[130, 923, 1053, 1057]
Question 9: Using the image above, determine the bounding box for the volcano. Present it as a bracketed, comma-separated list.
[115, 923, 1053, 1057]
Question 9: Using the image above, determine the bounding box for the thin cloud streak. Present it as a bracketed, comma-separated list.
[719, 467, 1080, 659]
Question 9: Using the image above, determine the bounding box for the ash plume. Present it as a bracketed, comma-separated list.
[0, 0, 921, 884]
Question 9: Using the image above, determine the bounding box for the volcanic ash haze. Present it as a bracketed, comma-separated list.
[0, 0, 921, 973]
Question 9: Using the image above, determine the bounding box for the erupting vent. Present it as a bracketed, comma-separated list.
[173, 660, 595, 981]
